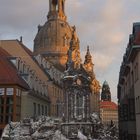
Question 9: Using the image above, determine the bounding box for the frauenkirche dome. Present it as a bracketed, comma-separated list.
[34, 0, 78, 69]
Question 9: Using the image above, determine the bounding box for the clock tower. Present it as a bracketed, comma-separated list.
[101, 81, 111, 101]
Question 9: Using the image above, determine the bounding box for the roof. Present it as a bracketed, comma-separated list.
[0, 40, 49, 82]
[100, 101, 118, 110]
[17, 40, 33, 56]
[103, 80, 109, 86]
[0, 48, 29, 89]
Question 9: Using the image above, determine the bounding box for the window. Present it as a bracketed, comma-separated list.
[23, 64, 25, 73]
[123, 104, 128, 121]
[16, 106, 20, 114]
[10, 58, 16, 66]
[0, 88, 4, 96]
[6, 97, 13, 105]
[128, 99, 135, 120]
[136, 63, 139, 81]
[131, 71, 134, 84]
[17, 59, 20, 70]
[45, 106, 48, 115]
[6, 106, 13, 113]
[21, 74, 29, 82]
[6, 88, 14, 96]
[0, 107, 4, 114]
[33, 103, 36, 116]
[16, 89, 21, 97]
[5, 115, 13, 123]
[139, 97, 140, 113]
[137, 96, 140, 114]
[0, 97, 4, 105]
[38, 104, 40, 116]
[42, 105, 44, 115]
[0, 115, 3, 123]
[134, 63, 139, 82]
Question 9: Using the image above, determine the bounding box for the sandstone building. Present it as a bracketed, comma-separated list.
[118, 23, 140, 140]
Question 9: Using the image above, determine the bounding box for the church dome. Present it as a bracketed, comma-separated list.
[33, 0, 74, 68]
[34, 20, 72, 56]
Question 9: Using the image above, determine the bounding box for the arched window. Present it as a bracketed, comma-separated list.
[52, 0, 58, 11]
[62, 0, 64, 12]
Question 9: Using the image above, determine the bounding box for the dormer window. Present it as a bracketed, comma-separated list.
[9, 57, 17, 66]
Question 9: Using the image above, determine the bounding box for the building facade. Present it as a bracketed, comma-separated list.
[0, 40, 50, 135]
[118, 23, 140, 140]
[100, 101, 118, 126]
[0, 47, 29, 135]
[100, 81, 118, 126]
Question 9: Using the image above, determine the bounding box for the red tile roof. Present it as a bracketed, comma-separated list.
[0, 48, 29, 89]
[100, 101, 118, 110]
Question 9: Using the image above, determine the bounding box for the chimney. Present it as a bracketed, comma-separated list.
[20, 36, 23, 43]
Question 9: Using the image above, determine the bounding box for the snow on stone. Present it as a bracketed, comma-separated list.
[1, 115, 118, 140]
[53, 130, 68, 140]
[77, 131, 87, 140]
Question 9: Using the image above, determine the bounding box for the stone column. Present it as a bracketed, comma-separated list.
[74, 94, 77, 119]
[83, 96, 85, 119]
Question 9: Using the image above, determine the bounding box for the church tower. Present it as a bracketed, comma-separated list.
[101, 81, 111, 101]
[34, 0, 78, 70]
[83, 47, 100, 114]
[48, 0, 66, 21]
[83, 46, 95, 79]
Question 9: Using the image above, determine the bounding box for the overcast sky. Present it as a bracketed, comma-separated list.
[1, 0, 140, 103]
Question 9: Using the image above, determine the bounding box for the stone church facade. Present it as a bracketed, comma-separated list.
[34, 0, 101, 116]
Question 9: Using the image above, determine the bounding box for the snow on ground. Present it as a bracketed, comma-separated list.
[1, 115, 118, 140]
